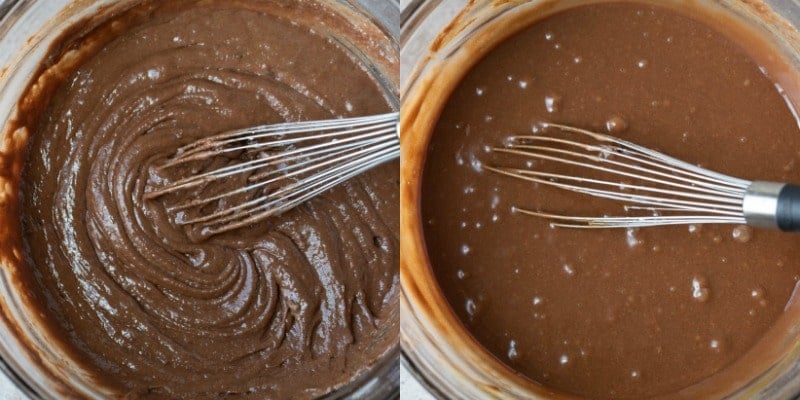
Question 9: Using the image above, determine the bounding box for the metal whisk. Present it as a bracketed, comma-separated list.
[486, 123, 800, 231]
[145, 112, 399, 235]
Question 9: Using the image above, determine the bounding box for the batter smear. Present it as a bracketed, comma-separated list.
[423, 2, 800, 399]
[15, 0, 398, 398]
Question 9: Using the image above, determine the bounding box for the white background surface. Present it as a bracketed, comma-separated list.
[401, 362, 436, 400]
[0, 372, 23, 399]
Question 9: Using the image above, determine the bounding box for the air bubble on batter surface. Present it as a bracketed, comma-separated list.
[508, 340, 519, 360]
[732, 225, 752, 243]
[626, 228, 642, 248]
[544, 93, 561, 113]
[691, 276, 710, 303]
[605, 115, 628, 134]
[465, 298, 477, 318]
[751, 287, 768, 307]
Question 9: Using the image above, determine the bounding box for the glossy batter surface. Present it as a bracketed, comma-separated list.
[18, 1, 398, 398]
[422, 3, 800, 398]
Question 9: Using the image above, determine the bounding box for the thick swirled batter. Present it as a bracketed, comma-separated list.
[15, 0, 398, 398]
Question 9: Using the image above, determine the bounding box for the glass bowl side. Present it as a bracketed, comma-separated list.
[400, 1, 800, 399]
[0, 0, 401, 398]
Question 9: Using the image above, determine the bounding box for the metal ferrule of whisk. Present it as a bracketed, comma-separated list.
[743, 182, 800, 231]
[486, 123, 800, 231]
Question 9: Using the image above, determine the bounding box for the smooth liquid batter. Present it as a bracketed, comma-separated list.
[422, 2, 800, 398]
[14, 1, 398, 398]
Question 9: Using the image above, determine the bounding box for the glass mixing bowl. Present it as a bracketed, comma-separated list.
[400, 0, 800, 398]
[0, 0, 400, 398]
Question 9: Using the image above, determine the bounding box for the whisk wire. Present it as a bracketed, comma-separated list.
[506, 136, 747, 195]
[170, 145, 357, 212]
[518, 209, 746, 229]
[196, 142, 399, 234]
[543, 123, 751, 188]
[176, 120, 398, 163]
[489, 123, 756, 228]
[149, 126, 394, 199]
[488, 166, 745, 211]
[161, 119, 396, 170]
[148, 112, 399, 235]
[492, 146, 745, 204]
[177, 137, 397, 224]
[175, 113, 397, 158]
[485, 166, 743, 215]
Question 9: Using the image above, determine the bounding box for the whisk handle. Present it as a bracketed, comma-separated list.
[743, 182, 800, 231]
[776, 184, 800, 231]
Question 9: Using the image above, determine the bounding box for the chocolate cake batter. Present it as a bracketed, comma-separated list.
[422, 2, 800, 399]
[11, 0, 398, 398]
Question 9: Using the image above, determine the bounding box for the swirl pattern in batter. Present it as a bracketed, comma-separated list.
[16, 0, 398, 398]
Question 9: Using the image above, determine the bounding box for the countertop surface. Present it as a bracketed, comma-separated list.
[401, 362, 436, 400]
[0, 373, 24, 399]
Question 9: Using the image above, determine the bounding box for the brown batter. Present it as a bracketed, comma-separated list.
[11, 0, 398, 398]
[422, 2, 800, 398]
